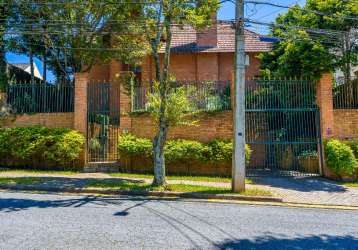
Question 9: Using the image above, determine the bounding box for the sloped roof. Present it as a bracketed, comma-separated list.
[12, 63, 30, 71]
[160, 21, 272, 53]
[10, 63, 43, 80]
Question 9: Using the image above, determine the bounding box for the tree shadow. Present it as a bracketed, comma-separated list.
[216, 234, 358, 250]
[0, 194, 148, 213]
[251, 176, 348, 193]
[0, 176, 146, 190]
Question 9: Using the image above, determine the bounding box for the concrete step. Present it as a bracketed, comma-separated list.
[84, 161, 120, 173]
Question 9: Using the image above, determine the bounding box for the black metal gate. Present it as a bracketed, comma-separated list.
[87, 81, 120, 163]
[245, 79, 322, 176]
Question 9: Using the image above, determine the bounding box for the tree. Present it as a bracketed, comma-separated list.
[138, 0, 219, 186]
[259, 0, 358, 80]
[0, 0, 13, 90]
[8, 0, 146, 83]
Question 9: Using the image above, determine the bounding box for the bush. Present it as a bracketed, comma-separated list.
[165, 139, 207, 163]
[0, 126, 85, 167]
[325, 139, 358, 177]
[206, 140, 251, 164]
[117, 133, 252, 164]
[117, 133, 152, 158]
[344, 139, 358, 159]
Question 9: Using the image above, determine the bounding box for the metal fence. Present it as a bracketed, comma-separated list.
[245, 79, 321, 176]
[333, 80, 358, 109]
[6, 84, 74, 113]
[132, 80, 231, 112]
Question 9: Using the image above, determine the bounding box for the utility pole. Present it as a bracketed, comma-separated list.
[232, 0, 246, 192]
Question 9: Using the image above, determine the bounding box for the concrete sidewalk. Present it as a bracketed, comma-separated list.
[0, 172, 357, 207]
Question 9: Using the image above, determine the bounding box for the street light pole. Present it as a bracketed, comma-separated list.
[232, 0, 246, 192]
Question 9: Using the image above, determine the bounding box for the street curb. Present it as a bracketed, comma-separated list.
[0, 184, 282, 203]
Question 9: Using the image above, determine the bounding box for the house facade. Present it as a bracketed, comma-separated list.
[89, 21, 271, 84]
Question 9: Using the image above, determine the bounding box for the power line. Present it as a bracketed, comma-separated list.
[244, 0, 358, 21]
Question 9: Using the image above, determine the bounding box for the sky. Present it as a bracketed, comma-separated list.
[7, 0, 306, 83]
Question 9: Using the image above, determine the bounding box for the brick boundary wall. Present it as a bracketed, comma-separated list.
[0, 113, 74, 129]
[333, 109, 358, 139]
[128, 111, 233, 142]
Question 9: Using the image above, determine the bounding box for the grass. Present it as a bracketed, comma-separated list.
[109, 172, 254, 184]
[0, 169, 253, 184]
[343, 182, 358, 187]
[0, 176, 271, 196]
[0, 177, 47, 185]
[0, 168, 79, 175]
[84, 179, 271, 196]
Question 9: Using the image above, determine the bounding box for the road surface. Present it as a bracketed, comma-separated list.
[0, 191, 357, 249]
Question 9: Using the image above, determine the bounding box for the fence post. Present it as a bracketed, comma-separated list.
[316, 72, 335, 178]
[74, 72, 89, 168]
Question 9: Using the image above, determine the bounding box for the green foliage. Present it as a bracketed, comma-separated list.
[325, 139, 358, 177]
[259, 0, 357, 80]
[117, 133, 252, 164]
[147, 82, 197, 126]
[165, 139, 207, 163]
[0, 126, 85, 165]
[343, 139, 358, 159]
[117, 133, 153, 158]
[7, 1, 146, 80]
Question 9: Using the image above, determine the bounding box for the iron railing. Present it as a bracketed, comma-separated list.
[245, 79, 321, 176]
[333, 80, 358, 109]
[6, 84, 74, 113]
[87, 81, 121, 162]
[132, 80, 231, 112]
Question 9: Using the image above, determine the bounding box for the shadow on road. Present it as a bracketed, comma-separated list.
[0, 194, 149, 213]
[1, 192, 357, 250]
[216, 234, 358, 250]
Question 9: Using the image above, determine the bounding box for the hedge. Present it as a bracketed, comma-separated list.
[118, 133, 251, 164]
[325, 139, 358, 178]
[0, 126, 85, 168]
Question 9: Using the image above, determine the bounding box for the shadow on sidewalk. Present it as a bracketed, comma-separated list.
[252, 176, 348, 193]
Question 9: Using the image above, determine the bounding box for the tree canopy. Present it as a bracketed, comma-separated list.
[259, 0, 358, 81]
[3, 0, 147, 83]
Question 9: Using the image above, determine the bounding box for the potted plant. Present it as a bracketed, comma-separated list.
[298, 150, 319, 174]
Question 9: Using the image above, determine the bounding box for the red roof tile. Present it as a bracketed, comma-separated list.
[159, 21, 272, 53]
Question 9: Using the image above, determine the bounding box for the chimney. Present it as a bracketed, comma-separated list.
[196, 15, 217, 47]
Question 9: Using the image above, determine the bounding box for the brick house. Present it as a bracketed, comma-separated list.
[86, 20, 273, 146]
[89, 21, 272, 84]
[87, 20, 273, 143]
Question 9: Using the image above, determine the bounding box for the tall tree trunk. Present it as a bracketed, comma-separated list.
[152, 8, 172, 187]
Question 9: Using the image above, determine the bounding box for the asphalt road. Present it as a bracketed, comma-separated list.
[0, 191, 357, 250]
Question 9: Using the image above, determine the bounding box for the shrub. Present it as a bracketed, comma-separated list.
[117, 133, 152, 158]
[325, 139, 358, 177]
[344, 139, 358, 159]
[118, 133, 252, 164]
[0, 126, 85, 166]
[165, 139, 207, 163]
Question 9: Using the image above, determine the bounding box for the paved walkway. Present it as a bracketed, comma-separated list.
[0, 172, 357, 206]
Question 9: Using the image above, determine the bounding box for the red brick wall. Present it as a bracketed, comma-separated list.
[0, 113, 74, 129]
[333, 110, 358, 139]
[130, 111, 233, 142]
[140, 52, 261, 82]
[317, 73, 334, 139]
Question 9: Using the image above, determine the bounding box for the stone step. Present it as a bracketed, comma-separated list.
[84, 161, 120, 173]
